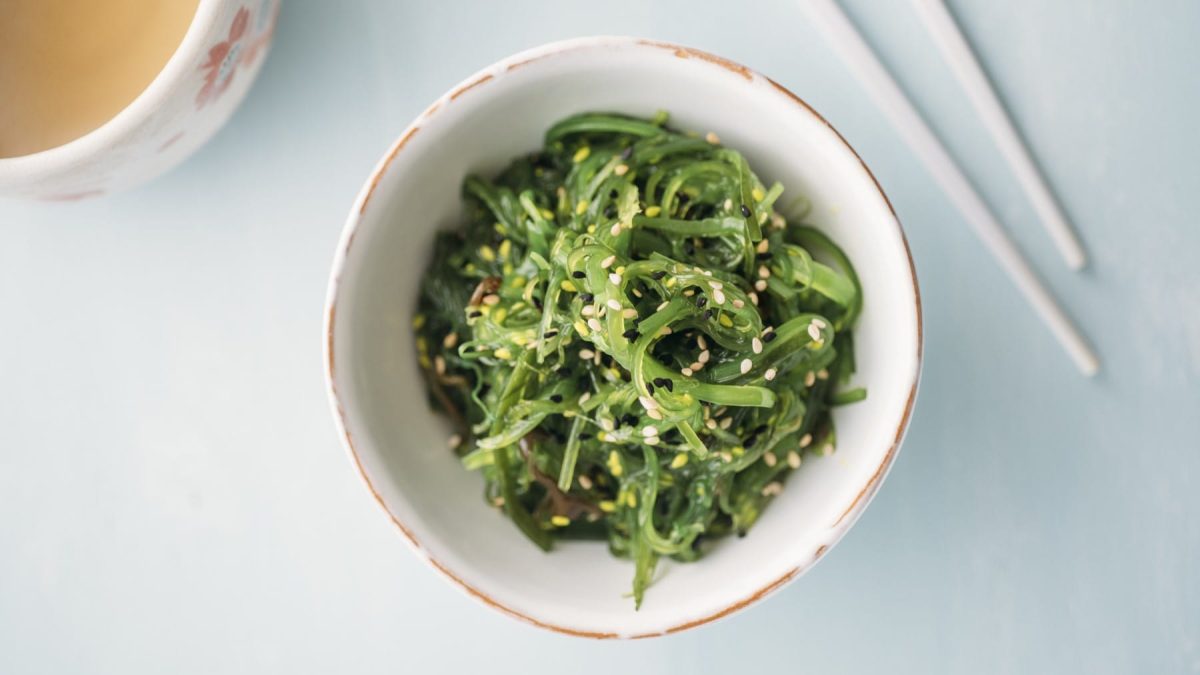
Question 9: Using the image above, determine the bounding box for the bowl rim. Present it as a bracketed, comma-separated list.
[324, 35, 923, 639]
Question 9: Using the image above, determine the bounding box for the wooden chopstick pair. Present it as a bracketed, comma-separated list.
[803, 0, 1099, 375]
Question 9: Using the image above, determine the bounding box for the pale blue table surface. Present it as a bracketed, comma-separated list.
[2, 1, 1198, 673]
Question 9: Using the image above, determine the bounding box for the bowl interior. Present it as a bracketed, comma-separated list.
[327, 39, 920, 637]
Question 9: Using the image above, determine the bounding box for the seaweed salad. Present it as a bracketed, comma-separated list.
[412, 111, 864, 607]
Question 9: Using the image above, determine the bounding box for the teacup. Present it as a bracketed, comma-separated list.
[0, 0, 279, 200]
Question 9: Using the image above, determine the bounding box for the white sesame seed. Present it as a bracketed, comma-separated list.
[752, 338, 763, 354]
[698, 349, 711, 364]
[799, 433, 813, 448]
[818, 368, 829, 380]
[705, 131, 720, 144]
[631, 288, 643, 298]
[748, 291, 759, 305]
[762, 481, 783, 497]
[657, 301, 669, 311]
[754, 279, 767, 292]
[482, 294, 500, 305]
[756, 239, 770, 253]
[622, 308, 638, 319]
[813, 318, 827, 329]
[758, 265, 771, 279]
[808, 322, 822, 341]
[764, 367, 777, 381]
[713, 289, 726, 304]
[610, 223, 622, 237]
[703, 269, 714, 277]
[681, 367, 694, 377]
[697, 335, 708, 350]
[443, 333, 459, 349]
[659, 326, 673, 336]
[608, 273, 622, 285]
[606, 298, 621, 311]
[578, 474, 594, 489]
[720, 451, 733, 463]
[646, 408, 664, 420]
[587, 318, 603, 332]
[434, 356, 446, 375]
[705, 418, 717, 429]
[639, 395, 659, 410]
[600, 417, 615, 431]
[579, 392, 591, 405]
[581, 304, 595, 317]
[600, 255, 616, 269]
[448, 433, 462, 449]
[641, 426, 658, 437]
[723, 198, 732, 210]
[690, 361, 704, 371]
[740, 358, 752, 374]
[719, 417, 733, 430]
[763, 452, 777, 467]
[579, 349, 595, 359]
[787, 451, 802, 469]
[644, 435, 660, 444]
[707, 280, 723, 290]
[732, 298, 744, 309]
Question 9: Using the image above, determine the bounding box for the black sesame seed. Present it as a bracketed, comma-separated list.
[622, 328, 640, 341]
[579, 433, 593, 440]
[763, 331, 777, 343]
[533, 298, 544, 310]
[703, 309, 714, 320]
[572, 270, 586, 279]
[469, 310, 483, 318]
[695, 295, 708, 308]
[651, 271, 667, 280]
[622, 413, 638, 427]
[646, 382, 655, 395]
[543, 330, 559, 338]
[758, 251, 773, 260]
[653, 377, 670, 388]
[550, 394, 564, 403]
[663, 379, 674, 392]
[740, 204, 752, 218]
[579, 292, 595, 303]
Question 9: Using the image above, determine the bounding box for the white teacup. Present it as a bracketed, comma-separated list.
[0, 0, 279, 200]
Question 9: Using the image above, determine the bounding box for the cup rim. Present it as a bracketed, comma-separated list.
[325, 35, 923, 638]
[0, 0, 221, 175]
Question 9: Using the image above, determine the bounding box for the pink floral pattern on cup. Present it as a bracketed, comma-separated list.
[196, 5, 274, 109]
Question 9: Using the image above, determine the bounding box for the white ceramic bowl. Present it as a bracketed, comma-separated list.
[325, 37, 921, 638]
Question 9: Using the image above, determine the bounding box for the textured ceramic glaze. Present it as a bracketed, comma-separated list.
[325, 37, 921, 638]
[0, 0, 278, 200]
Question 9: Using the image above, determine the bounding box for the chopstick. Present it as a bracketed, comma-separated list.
[802, 0, 1099, 376]
[911, 0, 1087, 271]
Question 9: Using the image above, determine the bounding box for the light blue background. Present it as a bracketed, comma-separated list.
[2, 1, 1197, 673]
